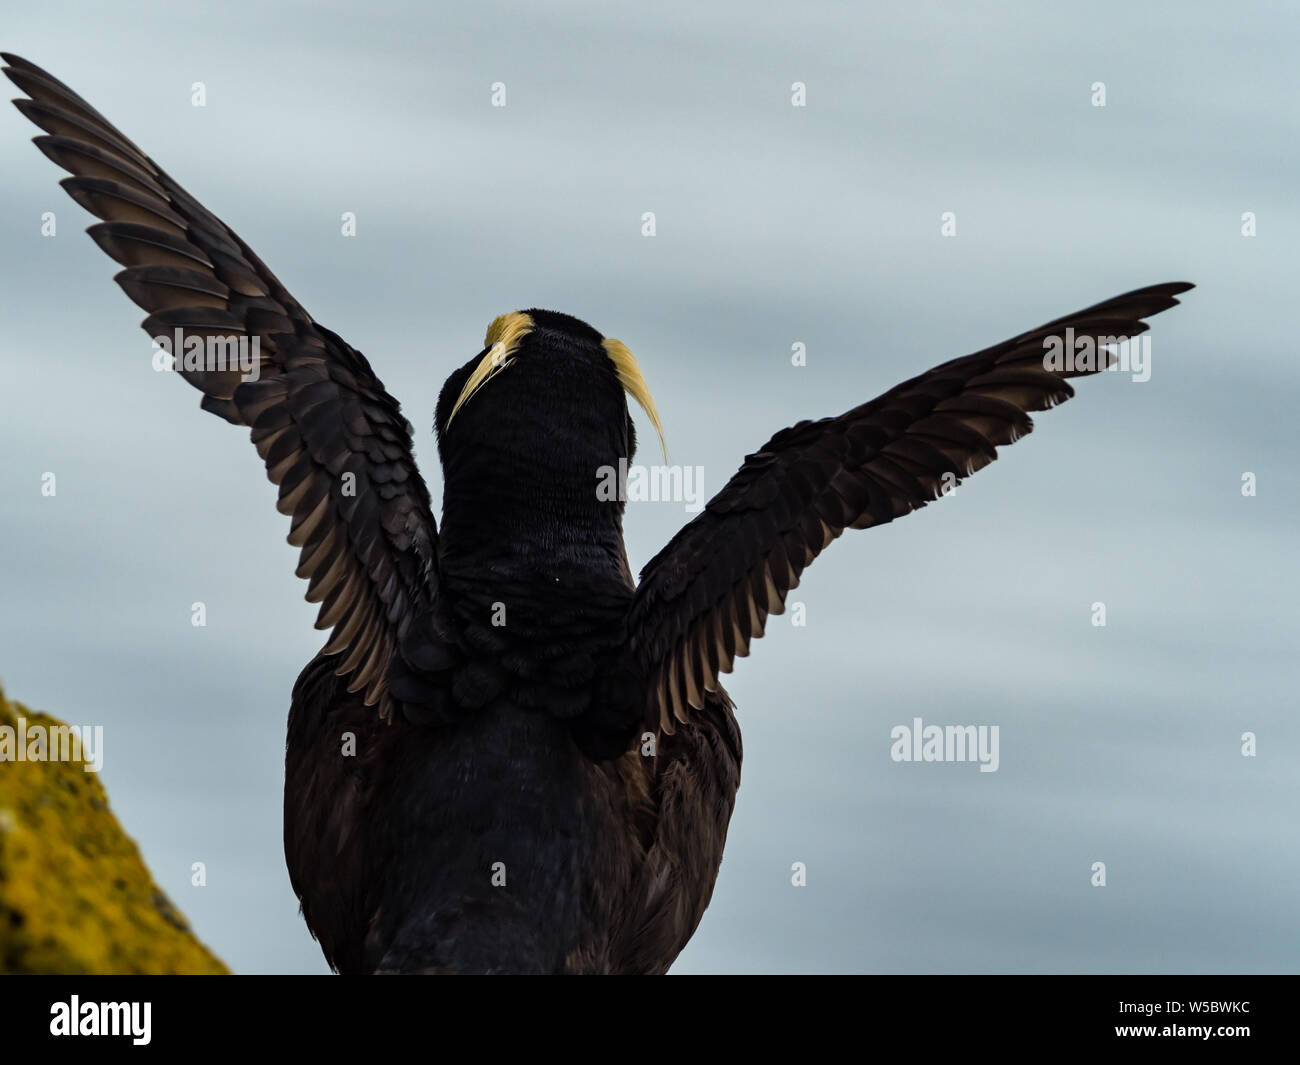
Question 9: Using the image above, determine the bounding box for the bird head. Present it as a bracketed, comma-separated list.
[433, 309, 665, 562]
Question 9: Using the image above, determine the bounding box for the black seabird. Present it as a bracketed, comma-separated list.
[3, 53, 1192, 973]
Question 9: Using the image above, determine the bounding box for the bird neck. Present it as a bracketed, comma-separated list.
[437, 463, 631, 581]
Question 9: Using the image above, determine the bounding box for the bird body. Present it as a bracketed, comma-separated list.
[3, 52, 1190, 973]
[285, 652, 740, 973]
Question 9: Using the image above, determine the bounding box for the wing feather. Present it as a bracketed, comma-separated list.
[4, 53, 441, 717]
[631, 282, 1193, 732]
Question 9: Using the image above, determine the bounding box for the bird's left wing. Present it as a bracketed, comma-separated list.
[3, 53, 442, 717]
[629, 282, 1193, 732]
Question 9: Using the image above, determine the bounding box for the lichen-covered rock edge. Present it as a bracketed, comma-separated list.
[0, 684, 228, 974]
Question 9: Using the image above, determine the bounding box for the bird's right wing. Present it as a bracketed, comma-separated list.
[629, 282, 1193, 733]
[4, 53, 442, 717]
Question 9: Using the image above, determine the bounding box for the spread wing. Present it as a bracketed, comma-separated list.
[630, 281, 1193, 732]
[4, 53, 439, 717]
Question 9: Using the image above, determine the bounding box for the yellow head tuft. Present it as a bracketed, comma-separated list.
[603, 337, 667, 461]
[447, 312, 534, 426]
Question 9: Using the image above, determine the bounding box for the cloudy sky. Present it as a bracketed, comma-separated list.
[1, 1, 1296, 974]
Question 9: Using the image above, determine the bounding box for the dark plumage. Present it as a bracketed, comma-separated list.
[4, 53, 1192, 973]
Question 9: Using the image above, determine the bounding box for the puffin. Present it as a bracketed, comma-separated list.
[2, 52, 1192, 973]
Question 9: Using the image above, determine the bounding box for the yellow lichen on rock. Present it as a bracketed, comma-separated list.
[0, 685, 228, 974]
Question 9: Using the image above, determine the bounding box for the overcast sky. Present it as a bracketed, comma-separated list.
[1, 0, 1297, 974]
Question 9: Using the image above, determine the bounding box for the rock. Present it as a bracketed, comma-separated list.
[0, 685, 228, 974]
